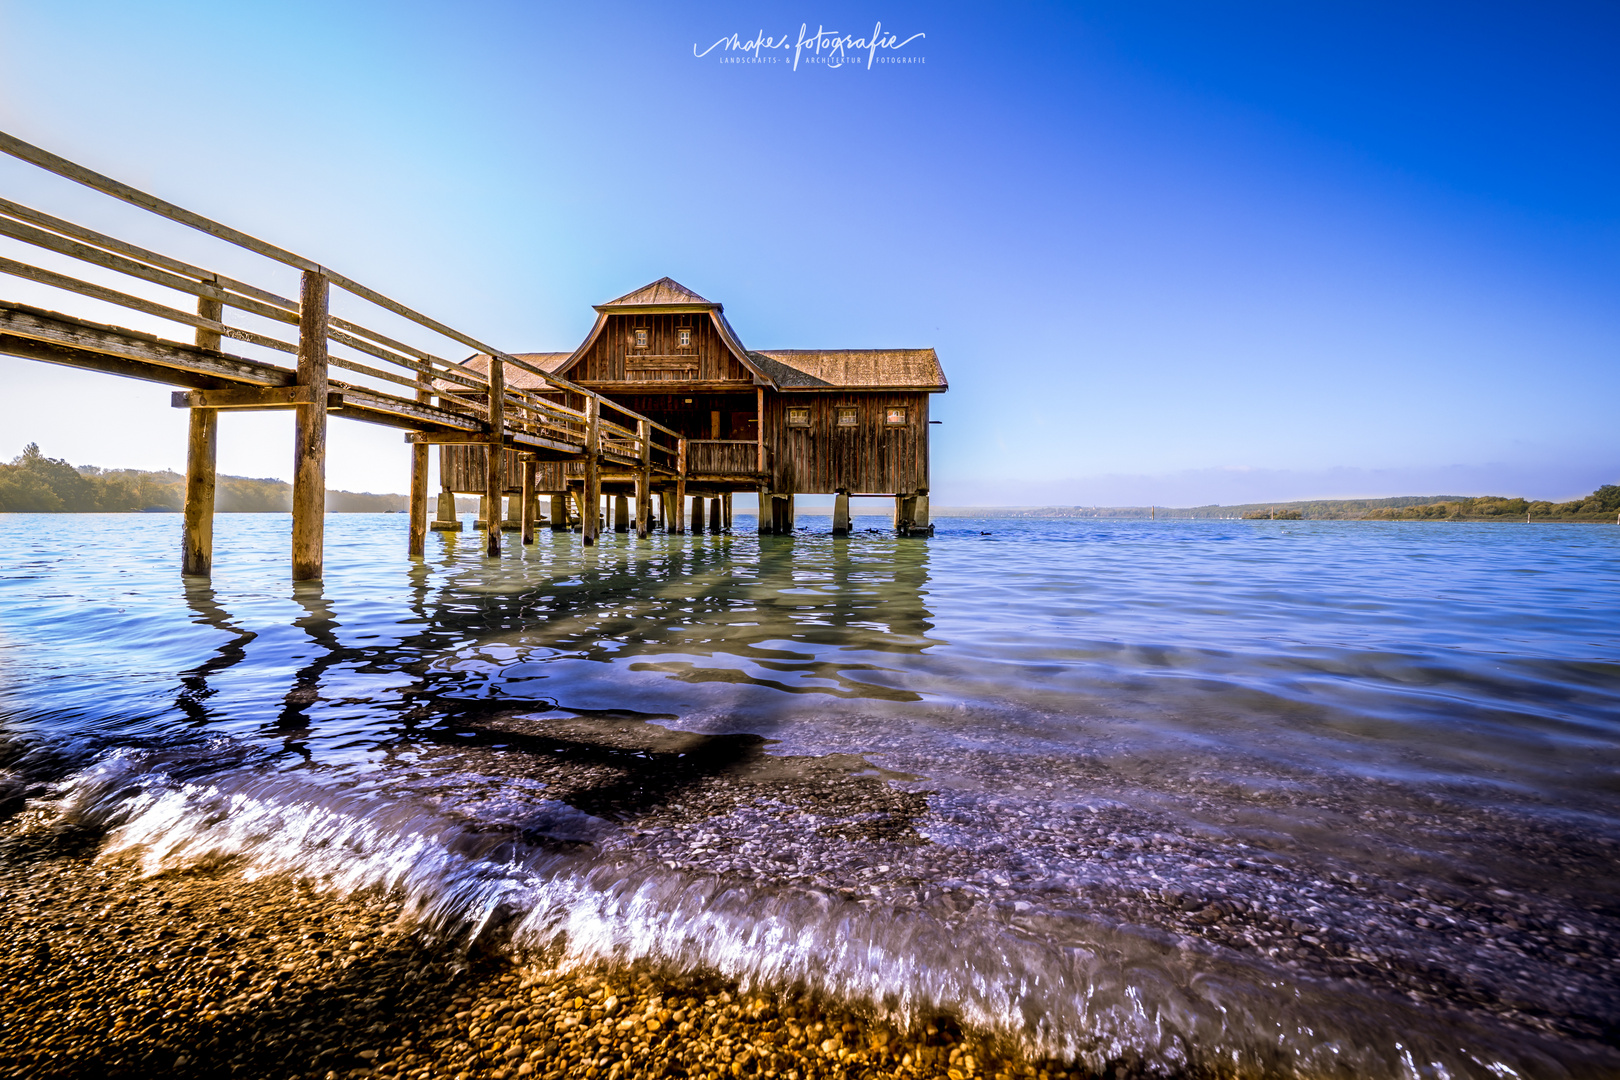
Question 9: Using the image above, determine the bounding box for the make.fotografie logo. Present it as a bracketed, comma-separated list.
[694, 22, 926, 70]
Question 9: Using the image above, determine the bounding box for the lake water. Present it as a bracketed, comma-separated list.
[2, 513, 1617, 1078]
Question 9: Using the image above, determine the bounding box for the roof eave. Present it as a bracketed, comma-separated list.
[591, 302, 722, 315]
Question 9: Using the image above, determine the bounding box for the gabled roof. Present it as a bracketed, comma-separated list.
[594, 277, 718, 312]
[439, 352, 571, 393]
[747, 349, 947, 392]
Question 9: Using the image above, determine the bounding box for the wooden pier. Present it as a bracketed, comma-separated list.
[0, 133, 946, 579]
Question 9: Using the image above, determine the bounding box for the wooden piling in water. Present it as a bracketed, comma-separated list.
[583, 397, 600, 546]
[691, 494, 705, 532]
[674, 440, 687, 535]
[483, 357, 505, 557]
[831, 492, 850, 536]
[181, 292, 221, 576]
[291, 270, 328, 582]
[550, 494, 568, 531]
[520, 458, 536, 544]
[635, 420, 651, 539]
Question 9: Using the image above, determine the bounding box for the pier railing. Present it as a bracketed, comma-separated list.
[0, 130, 685, 574]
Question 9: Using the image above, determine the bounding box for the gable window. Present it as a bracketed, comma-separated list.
[678, 327, 692, 348]
[885, 406, 908, 426]
[633, 327, 649, 349]
[836, 407, 858, 427]
[786, 407, 811, 428]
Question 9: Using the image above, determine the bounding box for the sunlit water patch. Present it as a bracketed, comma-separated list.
[2, 512, 1618, 1077]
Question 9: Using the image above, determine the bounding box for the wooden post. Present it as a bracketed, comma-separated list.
[291, 270, 328, 581]
[484, 357, 505, 557]
[832, 491, 851, 535]
[675, 439, 687, 535]
[691, 494, 705, 533]
[614, 494, 629, 532]
[583, 397, 601, 546]
[635, 420, 651, 539]
[661, 491, 674, 532]
[550, 494, 568, 531]
[709, 497, 721, 533]
[408, 371, 431, 556]
[757, 485, 772, 534]
[521, 458, 536, 544]
[756, 387, 766, 474]
[723, 493, 732, 530]
[913, 492, 931, 536]
[182, 291, 220, 576]
[408, 442, 429, 556]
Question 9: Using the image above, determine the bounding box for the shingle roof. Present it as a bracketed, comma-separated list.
[747, 349, 947, 392]
[439, 352, 571, 393]
[595, 277, 716, 310]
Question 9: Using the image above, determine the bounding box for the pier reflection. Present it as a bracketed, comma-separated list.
[173, 531, 938, 748]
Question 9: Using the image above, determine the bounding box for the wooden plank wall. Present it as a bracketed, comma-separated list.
[765, 392, 930, 495]
[570, 313, 754, 384]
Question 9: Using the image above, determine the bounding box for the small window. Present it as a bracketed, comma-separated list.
[885, 406, 908, 426]
[786, 407, 811, 427]
[634, 328, 649, 349]
[836, 407, 858, 427]
[678, 328, 692, 348]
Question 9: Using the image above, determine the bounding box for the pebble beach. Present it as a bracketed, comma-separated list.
[0, 808, 1071, 1080]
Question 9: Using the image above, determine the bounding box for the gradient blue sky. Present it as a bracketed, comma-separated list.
[1, 1, 1615, 505]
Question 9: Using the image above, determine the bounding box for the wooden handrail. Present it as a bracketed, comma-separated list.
[0, 128, 682, 464]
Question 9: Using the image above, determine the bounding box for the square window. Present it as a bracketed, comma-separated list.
[786, 407, 811, 427]
[836, 407, 858, 427]
[885, 407, 908, 426]
[678, 328, 692, 348]
[634, 328, 648, 349]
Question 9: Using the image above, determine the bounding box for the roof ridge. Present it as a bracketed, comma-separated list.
[597, 276, 714, 308]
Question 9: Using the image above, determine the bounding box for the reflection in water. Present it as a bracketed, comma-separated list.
[4, 514, 1620, 1079]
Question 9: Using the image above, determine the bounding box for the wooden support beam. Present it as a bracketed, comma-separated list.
[614, 494, 629, 533]
[181, 292, 221, 577]
[756, 387, 766, 474]
[832, 491, 851, 536]
[582, 397, 600, 547]
[675, 440, 687, 535]
[550, 494, 568, 531]
[291, 271, 328, 581]
[485, 356, 505, 557]
[408, 443, 429, 556]
[757, 485, 772, 534]
[170, 386, 342, 410]
[691, 493, 705, 533]
[1, 304, 292, 387]
[635, 420, 651, 539]
[408, 373, 432, 557]
[521, 458, 536, 545]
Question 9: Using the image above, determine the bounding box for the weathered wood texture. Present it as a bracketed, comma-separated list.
[408, 443, 429, 556]
[567, 313, 754, 385]
[764, 392, 930, 495]
[182, 408, 216, 575]
[687, 440, 758, 476]
[485, 357, 505, 556]
[291, 271, 328, 581]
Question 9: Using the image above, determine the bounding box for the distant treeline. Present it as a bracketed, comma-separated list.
[0, 444, 420, 513]
[933, 488, 1620, 521]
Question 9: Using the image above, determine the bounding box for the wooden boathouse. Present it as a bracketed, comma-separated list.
[0, 131, 945, 581]
[434, 278, 948, 537]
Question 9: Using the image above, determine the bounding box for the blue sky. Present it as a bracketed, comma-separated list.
[0, 1, 1614, 505]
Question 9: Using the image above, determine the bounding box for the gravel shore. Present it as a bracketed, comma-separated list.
[0, 812, 1087, 1080]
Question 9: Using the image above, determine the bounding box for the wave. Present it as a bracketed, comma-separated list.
[16, 743, 1603, 1080]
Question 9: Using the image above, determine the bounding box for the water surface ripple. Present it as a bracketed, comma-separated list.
[2, 513, 1618, 1078]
